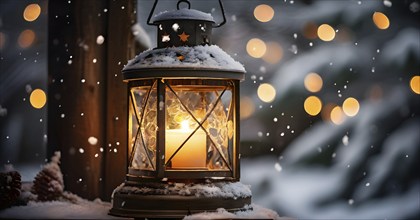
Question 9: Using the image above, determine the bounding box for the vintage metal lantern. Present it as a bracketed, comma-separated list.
[110, 0, 251, 218]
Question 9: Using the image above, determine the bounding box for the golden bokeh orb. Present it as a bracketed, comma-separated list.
[240, 96, 256, 119]
[262, 42, 283, 64]
[342, 97, 360, 117]
[23, 4, 41, 22]
[18, 29, 36, 49]
[373, 12, 390, 30]
[304, 72, 323, 93]
[30, 89, 47, 109]
[254, 4, 275, 22]
[410, 75, 420, 94]
[257, 83, 276, 103]
[317, 24, 335, 42]
[246, 38, 267, 58]
[304, 96, 322, 116]
[330, 106, 345, 125]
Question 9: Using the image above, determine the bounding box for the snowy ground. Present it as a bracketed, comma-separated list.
[0, 200, 283, 219]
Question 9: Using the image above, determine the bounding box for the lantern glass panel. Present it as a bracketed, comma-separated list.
[164, 80, 234, 171]
[129, 81, 158, 171]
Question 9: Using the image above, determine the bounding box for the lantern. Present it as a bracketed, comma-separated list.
[110, 0, 251, 218]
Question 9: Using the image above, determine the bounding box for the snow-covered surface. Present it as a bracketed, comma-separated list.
[184, 204, 287, 220]
[0, 200, 285, 220]
[153, 8, 214, 23]
[113, 181, 251, 199]
[241, 89, 420, 219]
[123, 45, 245, 72]
[0, 199, 127, 219]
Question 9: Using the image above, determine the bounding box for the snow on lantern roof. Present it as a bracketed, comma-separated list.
[153, 8, 215, 23]
[123, 45, 245, 80]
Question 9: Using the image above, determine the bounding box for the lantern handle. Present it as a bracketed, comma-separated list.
[147, 0, 159, 26]
[213, 0, 226, 28]
[147, 0, 226, 27]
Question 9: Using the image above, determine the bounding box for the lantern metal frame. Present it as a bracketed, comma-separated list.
[124, 74, 242, 184]
[110, 0, 251, 218]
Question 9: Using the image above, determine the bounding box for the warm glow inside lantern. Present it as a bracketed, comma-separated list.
[110, 0, 251, 218]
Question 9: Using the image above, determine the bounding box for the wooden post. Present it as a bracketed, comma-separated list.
[103, 0, 137, 199]
[48, 0, 138, 200]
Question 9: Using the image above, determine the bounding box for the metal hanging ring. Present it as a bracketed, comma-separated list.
[177, 0, 191, 10]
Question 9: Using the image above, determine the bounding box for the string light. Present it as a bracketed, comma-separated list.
[30, 89, 47, 109]
[262, 42, 283, 64]
[317, 24, 335, 41]
[304, 72, 323, 93]
[410, 75, 420, 94]
[342, 97, 360, 117]
[257, 83, 276, 103]
[304, 96, 322, 116]
[23, 4, 41, 22]
[373, 12, 390, 30]
[246, 38, 266, 58]
[254, 4, 275, 22]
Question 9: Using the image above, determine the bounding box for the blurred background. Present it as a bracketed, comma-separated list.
[1, 0, 419, 218]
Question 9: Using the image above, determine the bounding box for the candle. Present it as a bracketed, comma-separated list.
[165, 121, 207, 169]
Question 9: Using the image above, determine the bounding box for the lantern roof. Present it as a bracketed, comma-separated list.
[152, 8, 215, 24]
[122, 45, 245, 80]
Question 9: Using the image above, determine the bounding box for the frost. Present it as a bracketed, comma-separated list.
[184, 204, 282, 220]
[124, 45, 245, 72]
[114, 181, 251, 199]
[153, 8, 214, 23]
[88, 136, 98, 145]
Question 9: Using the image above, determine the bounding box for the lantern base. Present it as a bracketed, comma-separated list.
[109, 181, 252, 219]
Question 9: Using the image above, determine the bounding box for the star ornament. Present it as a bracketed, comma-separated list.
[178, 32, 190, 42]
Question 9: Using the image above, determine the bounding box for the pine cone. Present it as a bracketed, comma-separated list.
[31, 152, 64, 201]
[0, 171, 21, 209]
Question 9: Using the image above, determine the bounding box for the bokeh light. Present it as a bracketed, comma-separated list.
[240, 96, 256, 119]
[246, 38, 267, 58]
[330, 106, 345, 125]
[30, 89, 47, 109]
[304, 96, 322, 116]
[257, 83, 276, 103]
[23, 4, 41, 22]
[18, 29, 36, 48]
[373, 12, 390, 30]
[317, 24, 335, 41]
[303, 22, 318, 39]
[410, 76, 420, 94]
[254, 4, 275, 22]
[321, 103, 335, 121]
[304, 72, 323, 93]
[342, 97, 360, 117]
[262, 42, 283, 64]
